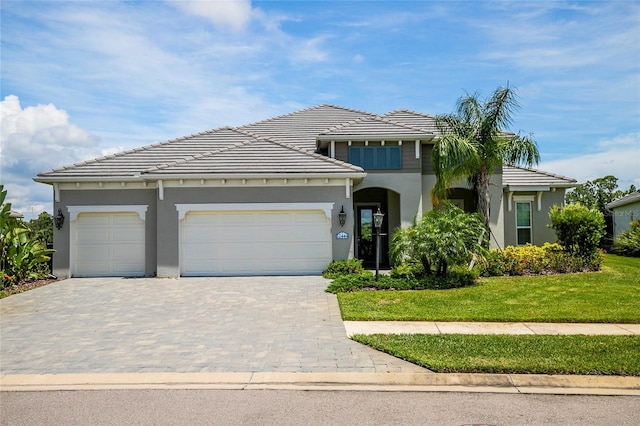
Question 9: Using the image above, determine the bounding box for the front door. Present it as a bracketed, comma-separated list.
[356, 205, 378, 265]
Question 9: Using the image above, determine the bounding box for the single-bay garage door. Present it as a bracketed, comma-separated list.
[180, 209, 332, 276]
[71, 212, 145, 277]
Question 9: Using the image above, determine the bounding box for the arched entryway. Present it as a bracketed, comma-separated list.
[447, 188, 477, 213]
[353, 187, 400, 268]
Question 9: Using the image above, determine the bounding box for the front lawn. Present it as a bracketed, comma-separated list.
[337, 254, 640, 323]
[352, 334, 640, 375]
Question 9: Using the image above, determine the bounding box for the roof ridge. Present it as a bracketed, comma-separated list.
[384, 109, 437, 119]
[143, 135, 256, 173]
[507, 164, 576, 183]
[236, 104, 377, 130]
[319, 114, 432, 135]
[234, 128, 365, 172]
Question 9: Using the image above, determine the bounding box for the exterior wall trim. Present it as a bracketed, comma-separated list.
[175, 202, 335, 221]
[67, 205, 149, 221]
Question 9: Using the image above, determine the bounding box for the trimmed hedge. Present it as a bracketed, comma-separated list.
[326, 267, 478, 293]
[322, 258, 367, 279]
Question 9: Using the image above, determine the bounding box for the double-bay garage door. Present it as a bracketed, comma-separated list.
[180, 209, 332, 276]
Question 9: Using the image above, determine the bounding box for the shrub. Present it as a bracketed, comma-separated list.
[390, 262, 424, 279]
[480, 242, 601, 276]
[611, 221, 640, 257]
[322, 258, 367, 279]
[326, 267, 478, 293]
[548, 203, 605, 262]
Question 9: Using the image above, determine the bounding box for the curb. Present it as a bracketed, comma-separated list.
[2, 372, 639, 396]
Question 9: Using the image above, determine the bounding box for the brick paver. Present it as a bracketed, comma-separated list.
[0, 277, 426, 375]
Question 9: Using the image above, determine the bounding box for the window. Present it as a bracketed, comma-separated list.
[349, 146, 401, 169]
[516, 202, 532, 245]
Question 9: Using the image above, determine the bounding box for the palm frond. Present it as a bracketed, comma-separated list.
[501, 133, 540, 167]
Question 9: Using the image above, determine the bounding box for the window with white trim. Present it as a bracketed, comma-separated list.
[516, 201, 532, 245]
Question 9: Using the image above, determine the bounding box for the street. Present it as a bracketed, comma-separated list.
[2, 389, 638, 425]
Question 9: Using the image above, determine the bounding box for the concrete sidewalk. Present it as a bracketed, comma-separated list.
[1, 372, 639, 396]
[344, 321, 640, 337]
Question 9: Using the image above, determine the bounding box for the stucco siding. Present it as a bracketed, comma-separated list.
[502, 189, 566, 247]
[354, 172, 423, 229]
[611, 200, 640, 238]
[53, 189, 157, 279]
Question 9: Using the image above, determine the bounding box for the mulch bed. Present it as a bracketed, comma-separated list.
[1, 277, 59, 298]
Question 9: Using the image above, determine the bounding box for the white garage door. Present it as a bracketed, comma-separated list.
[71, 212, 145, 277]
[180, 209, 332, 276]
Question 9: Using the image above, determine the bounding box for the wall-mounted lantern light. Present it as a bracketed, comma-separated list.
[54, 208, 65, 230]
[338, 206, 347, 227]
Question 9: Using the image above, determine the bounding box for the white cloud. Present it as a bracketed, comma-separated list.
[169, 0, 254, 32]
[539, 132, 640, 189]
[0, 95, 102, 219]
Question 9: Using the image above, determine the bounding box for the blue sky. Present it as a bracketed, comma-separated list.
[1, 0, 638, 219]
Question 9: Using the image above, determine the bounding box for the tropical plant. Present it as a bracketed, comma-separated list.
[390, 203, 486, 278]
[431, 85, 540, 239]
[0, 185, 54, 287]
[548, 203, 605, 263]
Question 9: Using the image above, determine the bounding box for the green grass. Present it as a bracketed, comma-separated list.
[352, 334, 640, 375]
[337, 254, 640, 323]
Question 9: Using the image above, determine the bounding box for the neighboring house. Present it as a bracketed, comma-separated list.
[35, 104, 576, 278]
[606, 191, 640, 239]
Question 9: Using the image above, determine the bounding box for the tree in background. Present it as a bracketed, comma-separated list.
[565, 175, 637, 247]
[432, 85, 540, 242]
[28, 212, 53, 246]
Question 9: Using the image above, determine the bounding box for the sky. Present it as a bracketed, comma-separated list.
[1, 0, 639, 220]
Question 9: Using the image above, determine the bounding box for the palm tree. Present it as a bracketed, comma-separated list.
[432, 85, 540, 239]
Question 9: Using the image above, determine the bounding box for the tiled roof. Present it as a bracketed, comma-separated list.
[318, 116, 433, 139]
[502, 165, 577, 188]
[36, 106, 372, 180]
[238, 104, 376, 150]
[382, 110, 440, 134]
[37, 127, 254, 178]
[145, 130, 364, 175]
[35, 103, 569, 183]
[606, 191, 640, 209]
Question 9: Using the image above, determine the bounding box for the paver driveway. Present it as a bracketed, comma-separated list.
[0, 277, 426, 375]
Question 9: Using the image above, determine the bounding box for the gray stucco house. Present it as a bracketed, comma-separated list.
[606, 191, 640, 239]
[35, 104, 576, 278]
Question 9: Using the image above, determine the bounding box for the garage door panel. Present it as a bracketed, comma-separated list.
[180, 209, 331, 276]
[111, 228, 144, 242]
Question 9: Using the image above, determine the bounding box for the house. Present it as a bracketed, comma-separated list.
[606, 191, 640, 239]
[35, 104, 576, 278]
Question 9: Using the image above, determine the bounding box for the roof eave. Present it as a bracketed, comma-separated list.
[317, 133, 434, 142]
[34, 175, 143, 184]
[504, 183, 577, 190]
[142, 172, 367, 180]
